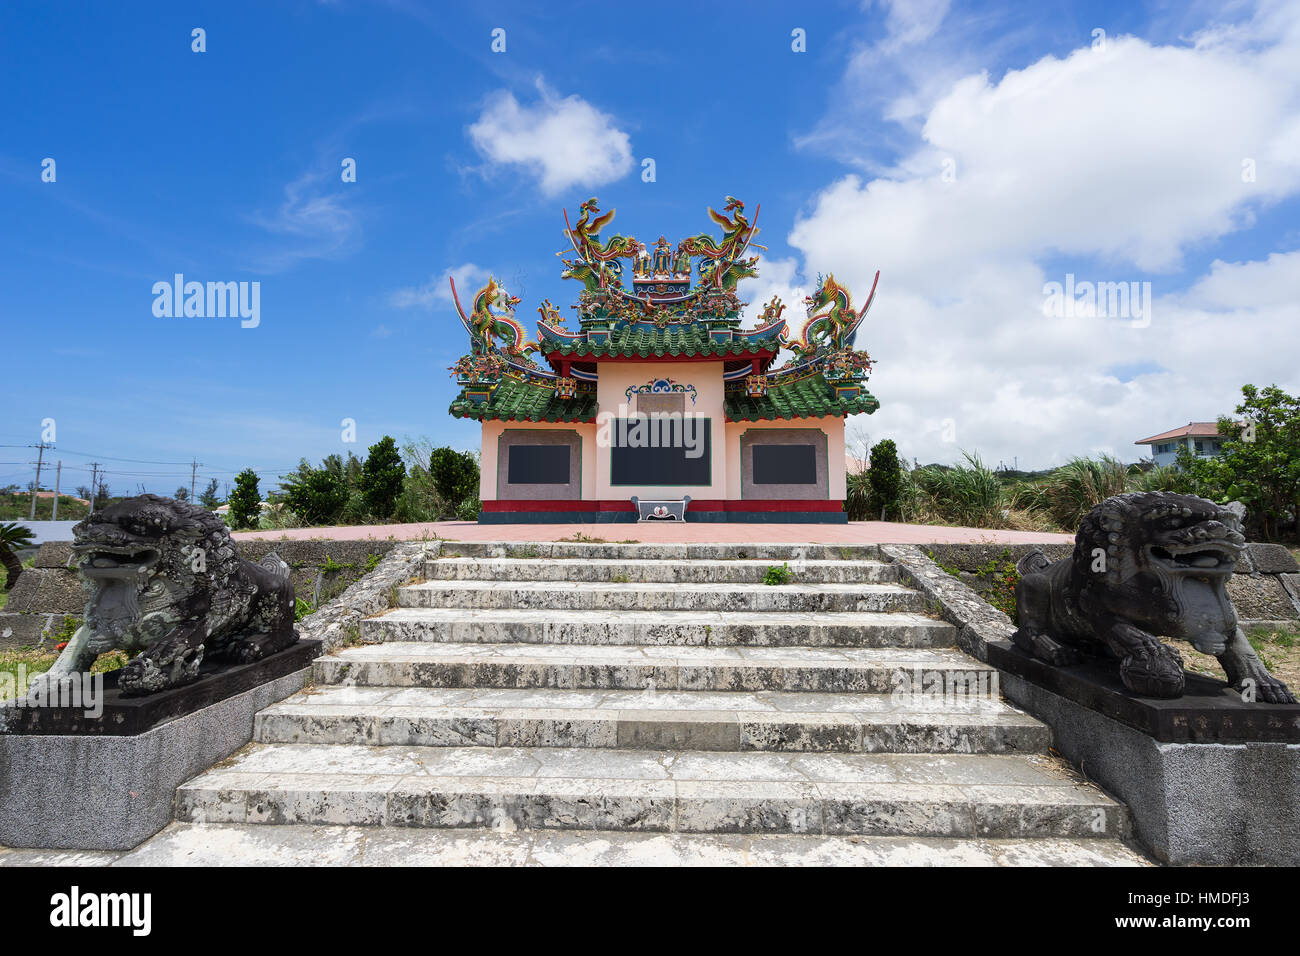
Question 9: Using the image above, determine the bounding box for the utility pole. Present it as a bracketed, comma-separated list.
[52, 461, 62, 520]
[88, 463, 101, 515]
[190, 457, 203, 502]
[28, 442, 51, 520]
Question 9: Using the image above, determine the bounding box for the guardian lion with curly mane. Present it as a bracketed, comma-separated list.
[38, 495, 297, 696]
[1013, 492, 1295, 703]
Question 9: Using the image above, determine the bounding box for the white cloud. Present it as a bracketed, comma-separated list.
[790, 4, 1300, 469]
[390, 262, 487, 310]
[467, 79, 633, 196]
[1178, 249, 1300, 310]
[248, 171, 359, 271]
[878, 0, 951, 51]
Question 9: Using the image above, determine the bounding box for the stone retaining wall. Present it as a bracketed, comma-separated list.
[295, 541, 434, 653]
[923, 541, 1300, 626]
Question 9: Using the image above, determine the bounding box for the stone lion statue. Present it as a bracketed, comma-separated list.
[38, 495, 297, 696]
[1013, 491, 1295, 703]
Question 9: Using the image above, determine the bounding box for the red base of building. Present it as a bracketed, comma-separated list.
[478, 500, 847, 523]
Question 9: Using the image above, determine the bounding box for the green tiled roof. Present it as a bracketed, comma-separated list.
[452, 371, 876, 424]
[449, 376, 596, 423]
[725, 373, 880, 422]
[542, 322, 782, 360]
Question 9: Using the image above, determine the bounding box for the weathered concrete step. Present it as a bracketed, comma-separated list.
[439, 542, 885, 562]
[176, 745, 1127, 838]
[110, 821, 1150, 866]
[424, 557, 900, 585]
[361, 608, 954, 648]
[255, 685, 1047, 754]
[399, 580, 926, 613]
[316, 642, 996, 694]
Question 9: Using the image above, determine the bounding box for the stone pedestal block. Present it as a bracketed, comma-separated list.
[0, 644, 317, 850]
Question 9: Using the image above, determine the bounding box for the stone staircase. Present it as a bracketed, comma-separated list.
[173, 542, 1143, 865]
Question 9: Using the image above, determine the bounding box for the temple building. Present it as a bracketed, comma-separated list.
[447, 196, 879, 522]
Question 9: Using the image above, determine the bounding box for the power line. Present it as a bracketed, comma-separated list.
[4, 445, 299, 474]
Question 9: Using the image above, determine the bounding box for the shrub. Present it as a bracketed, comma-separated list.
[429, 447, 480, 518]
[281, 467, 348, 526]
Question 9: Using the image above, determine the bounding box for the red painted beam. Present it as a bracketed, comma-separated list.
[481, 499, 845, 513]
[543, 352, 776, 365]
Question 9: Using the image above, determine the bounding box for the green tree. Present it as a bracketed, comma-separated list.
[282, 467, 348, 526]
[198, 478, 221, 509]
[359, 436, 406, 520]
[174, 486, 189, 502]
[0, 522, 36, 590]
[1178, 384, 1300, 541]
[868, 439, 904, 520]
[429, 447, 479, 517]
[228, 469, 262, 530]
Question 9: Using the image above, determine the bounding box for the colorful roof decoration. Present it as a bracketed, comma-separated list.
[449, 375, 596, 423]
[726, 372, 880, 422]
[539, 320, 783, 360]
[447, 197, 880, 423]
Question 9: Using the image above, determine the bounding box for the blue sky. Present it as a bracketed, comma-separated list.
[3, 0, 1298, 494]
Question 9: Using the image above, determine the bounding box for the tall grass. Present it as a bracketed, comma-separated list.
[910, 453, 1007, 528]
[845, 469, 872, 521]
[844, 449, 1198, 532]
[1131, 463, 1182, 493]
[1036, 455, 1132, 530]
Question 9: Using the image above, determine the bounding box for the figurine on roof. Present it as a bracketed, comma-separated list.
[564, 196, 638, 290]
[786, 271, 880, 364]
[449, 275, 538, 362]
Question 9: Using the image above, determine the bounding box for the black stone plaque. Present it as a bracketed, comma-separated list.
[610, 419, 711, 486]
[508, 444, 571, 484]
[752, 444, 817, 484]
